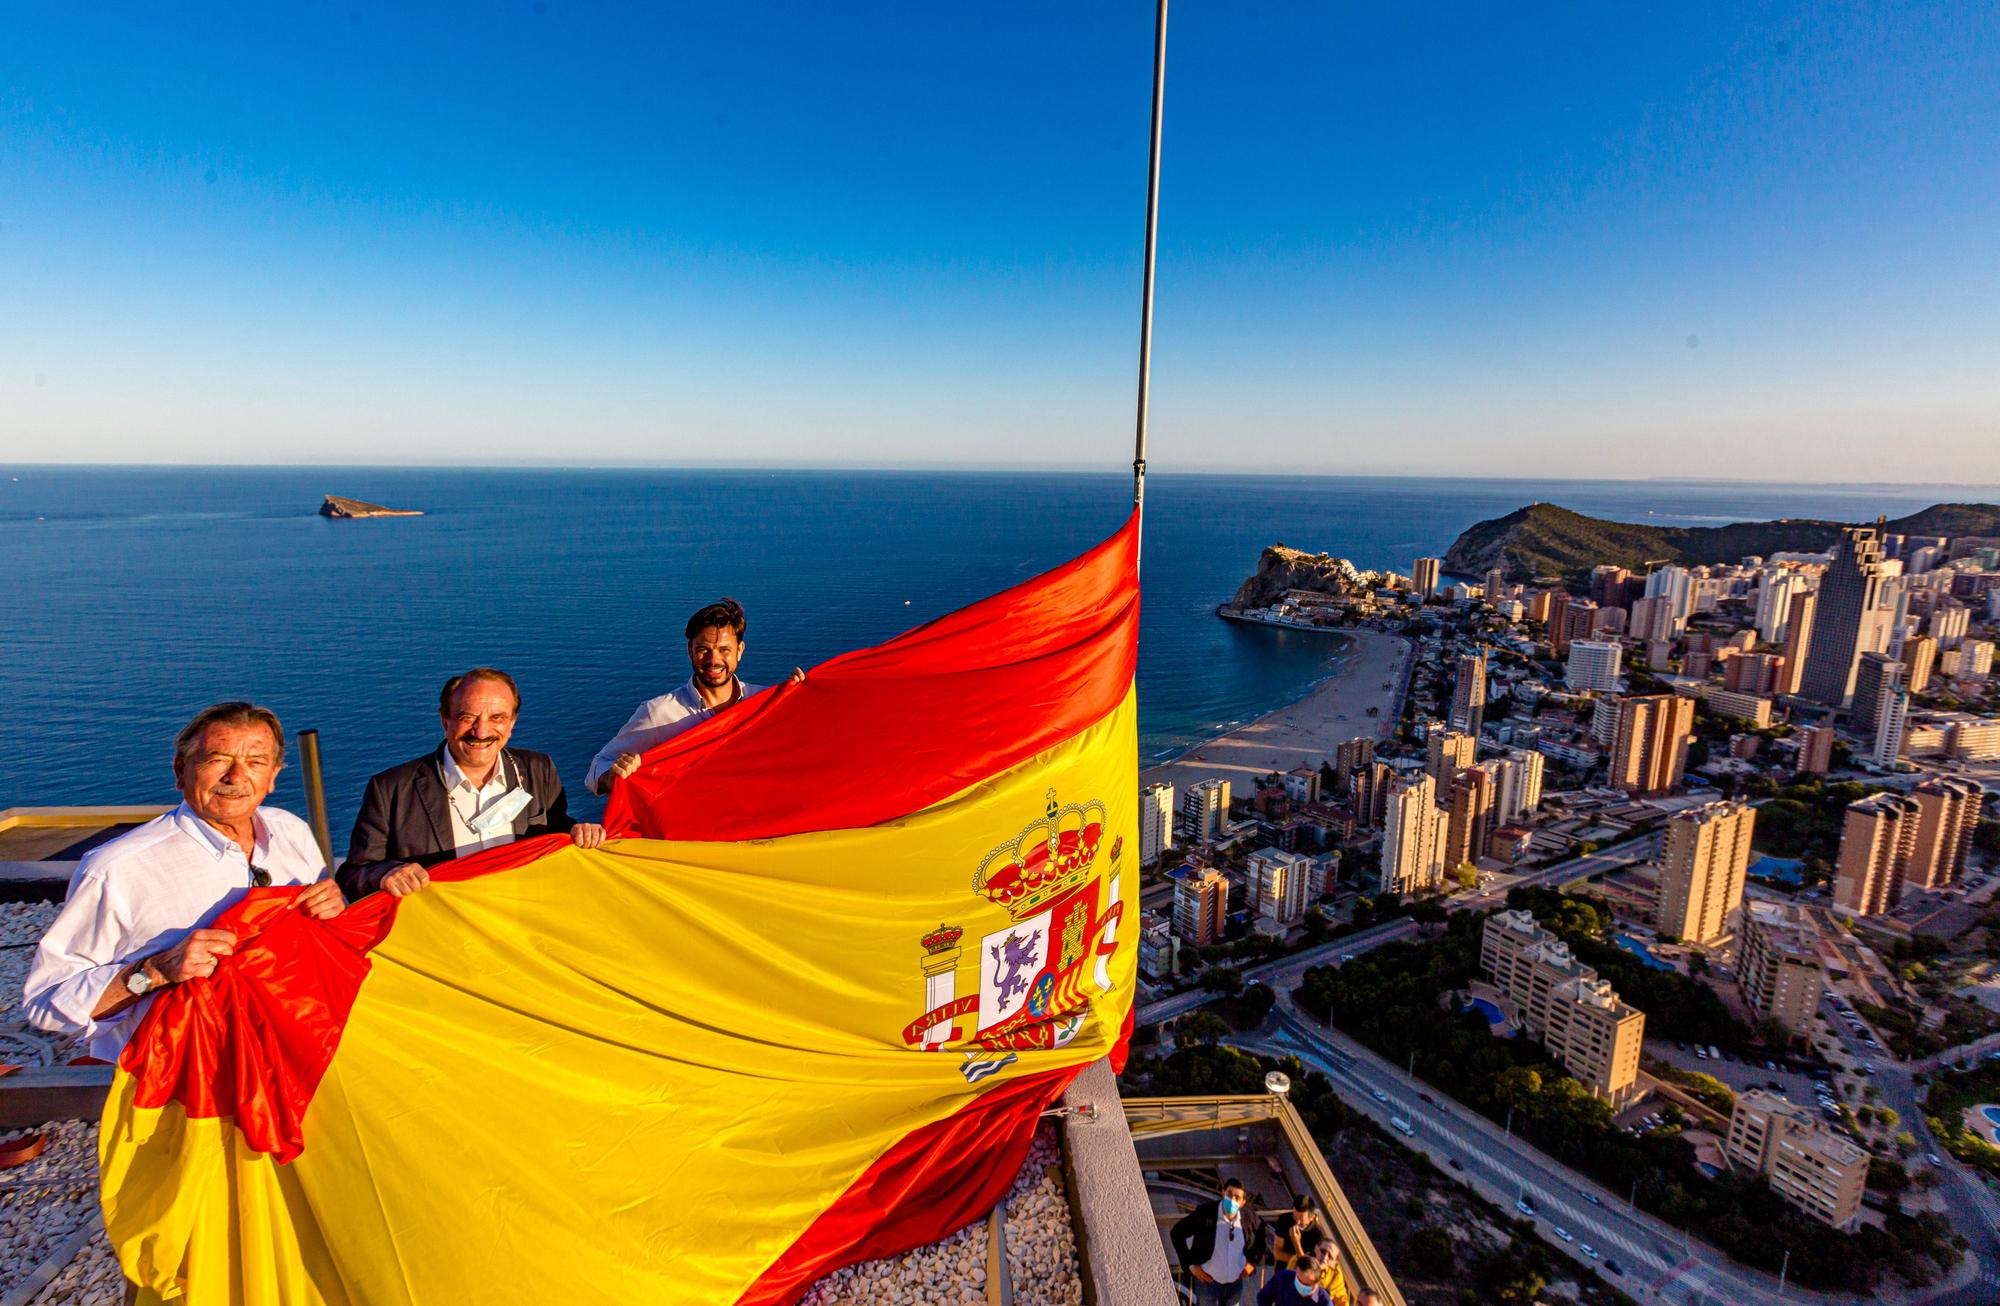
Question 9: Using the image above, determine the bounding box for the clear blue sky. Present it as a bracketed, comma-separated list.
[3, 3, 1996, 480]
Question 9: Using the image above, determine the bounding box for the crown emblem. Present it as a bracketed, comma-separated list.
[974, 789, 1107, 919]
[921, 924, 964, 954]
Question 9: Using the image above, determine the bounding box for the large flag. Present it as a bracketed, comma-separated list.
[100, 512, 1141, 1305]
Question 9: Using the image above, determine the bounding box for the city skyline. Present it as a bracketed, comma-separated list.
[4, 4, 1999, 478]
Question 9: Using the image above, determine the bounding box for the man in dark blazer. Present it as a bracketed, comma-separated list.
[339, 668, 605, 899]
[1171, 1178, 1264, 1303]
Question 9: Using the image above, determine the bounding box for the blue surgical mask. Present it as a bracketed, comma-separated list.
[1220, 1196, 1240, 1217]
[1294, 1276, 1317, 1297]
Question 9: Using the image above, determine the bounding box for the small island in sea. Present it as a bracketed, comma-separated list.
[319, 494, 424, 519]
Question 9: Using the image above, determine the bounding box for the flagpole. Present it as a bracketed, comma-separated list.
[1132, 0, 1168, 566]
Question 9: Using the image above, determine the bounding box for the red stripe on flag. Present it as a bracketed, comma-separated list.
[740, 1065, 1082, 1306]
[606, 508, 1139, 841]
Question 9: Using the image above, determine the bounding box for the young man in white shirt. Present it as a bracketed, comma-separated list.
[23, 702, 346, 1062]
[586, 598, 803, 795]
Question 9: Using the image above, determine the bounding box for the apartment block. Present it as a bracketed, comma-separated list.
[1908, 777, 1986, 892]
[1172, 865, 1229, 947]
[1247, 847, 1312, 929]
[1493, 748, 1545, 824]
[1656, 801, 1755, 945]
[1140, 782, 1175, 864]
[1794, 724, 1835, 775]
[1480, 911, 1644, 1105]
[1725, 1090, 1868, 1229]
[1444, 763, 1496, 871]
[1379, 771, 1445, 896]
[1609, 694, 1696, 796]
[1564, 639, 1623, 693]
[1426, 726, 1477, 788]
[1412, 556, 1441, 600]
[1737, 900, 1823, 1040]
[1180, 778, 1230, 843]
[1451, 649, 1488, 738]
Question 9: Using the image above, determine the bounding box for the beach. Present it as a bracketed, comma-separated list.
[1139, 627, 1413, 795]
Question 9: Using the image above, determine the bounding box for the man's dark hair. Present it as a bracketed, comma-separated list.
[439, 667, 521, 718]
[174, 702, 285, 770]
[1221, 1178, 1247, 1195]
[685, 598, 747, 643]
[1293, 1194, 1318, 1214]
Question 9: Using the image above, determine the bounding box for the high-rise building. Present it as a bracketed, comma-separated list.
[1136, 910, 1176, 981]
[1608, 694, 1696, 796]
[1737, 900, 1824, 1041]
[1799, 526, 1886, 705]
[1180, 778, 1230, 843]
[1333, 736, 1375, 787]
[1348, 760, 1393, 830]
[1247, 847, 1312, 929]
[1140, 782, 1175, 864]
[1656, 800, 1755, 945]
[1755, 571, 1811, 644]
[1591, 565, 1634, 610]
[1901, 634, 1938, 695]
[1480, 911, 1645, 1105]
[1525, 589, 1560, 625]
[1907, 777, 1985, 892]
[1834, 792, 1921, 916]
[1795, 723, 1835, 775]
[1961, 639, 1995, 679]
[1450, 649, 1488, 738]
[1872, 687, 1909, 766]
[1412, 556, 1441, 600]
[1552, 599, 1599, 655]
[1493, 748, 1545, 824]
[1723, 651, 1785, 696]
[1850, 653, 1904, 737]
[1485, 567, 1509, 602]
[1426, 727, 1477, 788]
[1564, 639, 1624, 693]
[1725, 1091, 1868, 1229]
[1379, 771, 1444, 895]
[1627, 595, 1671, 643]
[1444, 764, 1496, 871]
[1172, 865, 1229, 946]
[1929, 603, 1970, 649]
[1778, 588, 1817, 695]
[1643, 566, 1695, 632]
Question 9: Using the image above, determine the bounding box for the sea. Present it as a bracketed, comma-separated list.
[2, 467, 1990, 840]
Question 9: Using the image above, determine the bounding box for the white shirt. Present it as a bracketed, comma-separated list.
[440, 748, 520, 855]
[584, 677, 763, 793]
[22, 802, 329, 1062]
[1199, 1210, 1247, 1285]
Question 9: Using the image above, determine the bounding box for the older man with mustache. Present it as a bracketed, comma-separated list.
[337, 667, 604, 900]
[23, 701, 346, 1063]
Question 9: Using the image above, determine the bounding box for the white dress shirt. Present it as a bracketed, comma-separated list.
[584, 677, 763, 793]
[1199, 1210, 1247, 1285]
[440, 748, 522, 855]
[22, 802, 329, 1062]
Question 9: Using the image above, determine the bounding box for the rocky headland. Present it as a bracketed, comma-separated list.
[319, 494, 424, 519]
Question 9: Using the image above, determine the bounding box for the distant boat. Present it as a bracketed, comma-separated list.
[319, 494, 423, 519]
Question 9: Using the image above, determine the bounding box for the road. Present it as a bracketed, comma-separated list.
[1236, 1000, 1834, 1305]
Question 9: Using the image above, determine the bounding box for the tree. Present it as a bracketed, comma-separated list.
[1689, 952, 1711, 977]
[1475, 1251, 1548, 1306]
[1201, 965, 1245, 997]
[1241, 982, 1277, 1021]
[1452, 864, 1478, 891]
[1409, 1226, 1455, 1277]
[1175, 1012, 1231, 1047]
[1878, 1107, 1899, 1131]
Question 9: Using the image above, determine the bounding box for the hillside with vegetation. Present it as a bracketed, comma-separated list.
[1443, 501, 2000, 584]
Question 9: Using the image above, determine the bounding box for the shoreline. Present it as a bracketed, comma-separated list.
[1139, 627, 1413, 797]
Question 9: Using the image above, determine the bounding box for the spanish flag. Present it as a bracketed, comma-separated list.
[101, 513, 1141, 1305]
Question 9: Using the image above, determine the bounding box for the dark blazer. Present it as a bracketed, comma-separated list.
[338, 745, 575, 899]
[1170, 1198, 1265, 1272]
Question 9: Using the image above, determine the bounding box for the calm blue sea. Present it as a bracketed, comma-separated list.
[1, 467, 1988, 841]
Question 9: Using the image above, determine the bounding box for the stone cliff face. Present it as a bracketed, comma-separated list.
[320, 494, 424, 519]
[1229, 545, 1372, 608]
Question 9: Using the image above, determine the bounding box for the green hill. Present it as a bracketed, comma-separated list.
[1443, 501, 2000, 584]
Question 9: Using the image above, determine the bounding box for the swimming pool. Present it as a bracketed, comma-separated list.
[1464, 997, 1504, 1024]
[1982, 1106, 2000, 1128]
[1614, 934, 1675, 971]
[1749, 856, 1806, 886]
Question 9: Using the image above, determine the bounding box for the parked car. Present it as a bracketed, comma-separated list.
[1605, 1260, 1625, 1277]
[1583, 1192, 1601, 1206]
[1515, 1199, 1536, 1217]
[1371, 1088, 1389, 1103]
[1580, 1243, 1600, 1259]
[1553, 1227, 1574, 1243]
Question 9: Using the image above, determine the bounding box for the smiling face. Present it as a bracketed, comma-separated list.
[687, 624, 743, 691]
[174, 721, 283, 828]
[441, 676, 518, 774]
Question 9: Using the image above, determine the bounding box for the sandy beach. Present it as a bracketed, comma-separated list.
[1140, 627, 1413, 796]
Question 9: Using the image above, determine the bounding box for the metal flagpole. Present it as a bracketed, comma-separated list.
[1132, 0, 1168, 569]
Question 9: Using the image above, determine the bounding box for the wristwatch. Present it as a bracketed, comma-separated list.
[124, 965, 159, 998]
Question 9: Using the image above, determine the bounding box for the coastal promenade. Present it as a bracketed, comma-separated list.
[1139, 628, 1412, 795]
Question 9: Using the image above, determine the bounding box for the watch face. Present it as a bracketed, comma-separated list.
[126, 969, 152, 996]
